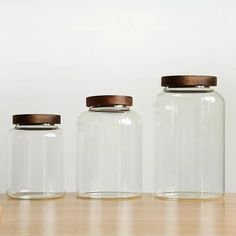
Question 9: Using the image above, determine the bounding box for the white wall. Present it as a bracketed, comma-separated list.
[0, 0, 235, 193]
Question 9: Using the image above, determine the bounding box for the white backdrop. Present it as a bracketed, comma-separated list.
[0, 0, 235, 193]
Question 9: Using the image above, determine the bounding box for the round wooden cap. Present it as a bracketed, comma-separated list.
[13, 114, 61, 125]
[86, 95, 133, 107]
[161, 75, 217, 87]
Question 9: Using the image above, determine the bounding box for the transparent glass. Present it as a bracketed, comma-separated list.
[154, 87, 225, 200]
[7, 124, 65, 199]
[77, 106, 142, 199]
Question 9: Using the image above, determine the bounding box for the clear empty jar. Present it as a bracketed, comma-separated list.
[7, 114, 65, 199]
[154, 75, 225, 200]
[77, 95, 142, 199]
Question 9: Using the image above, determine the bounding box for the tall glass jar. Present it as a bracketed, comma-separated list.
[77, 95, 142, 199]
[7, 114, 65, 199]
[154, 75, 225, 200]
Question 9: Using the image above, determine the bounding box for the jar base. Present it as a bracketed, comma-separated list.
[7, 192, 65, 200]
[77, 192, 141, 199]
[154, 191, 224, 200]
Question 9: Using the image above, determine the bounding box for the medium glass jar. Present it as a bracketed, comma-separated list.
[77, 95, 142, 199]
[7, 114, 65, 199]
[154, 75, 225, 200]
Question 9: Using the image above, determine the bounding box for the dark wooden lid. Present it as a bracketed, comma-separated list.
[13, 114, 61, 125]
[161, 75, 217, 87]
[86, 95, 133, 107]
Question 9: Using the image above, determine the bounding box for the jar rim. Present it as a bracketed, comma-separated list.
[12, 114, 61, 125]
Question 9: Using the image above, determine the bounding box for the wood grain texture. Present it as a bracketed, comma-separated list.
[0, 193, 236, 236]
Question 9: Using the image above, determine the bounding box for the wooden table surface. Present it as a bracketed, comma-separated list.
[0, 193, 236, 236]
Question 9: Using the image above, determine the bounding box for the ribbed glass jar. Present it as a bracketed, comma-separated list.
[77, 95, 142, 199]
[154, 75, 225, 200]
[7, 114, 65, 199]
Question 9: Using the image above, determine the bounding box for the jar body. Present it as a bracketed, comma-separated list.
[77, 106, 142, 199]
[154, 87, 225, 199]
[7, 125, 65, 199]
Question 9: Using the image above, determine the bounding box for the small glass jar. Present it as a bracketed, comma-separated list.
[7, 114, 65, 199]
[77, 95, 142, 199]
[154, 75, 225, 200]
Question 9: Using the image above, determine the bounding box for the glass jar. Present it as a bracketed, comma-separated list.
[77, 95, 142, 199]
[7, 114, 65, 199]
[154, 75, 225, 200]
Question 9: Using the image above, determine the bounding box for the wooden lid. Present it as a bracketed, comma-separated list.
[86, 95, 133, 107]
[161, 75, 217, 87]
[13, 114, 61, 125]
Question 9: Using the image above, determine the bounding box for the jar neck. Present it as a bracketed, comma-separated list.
[164, 86, 214, 93]
[15, 123, 58, 130]
[89, 105, 130, 112]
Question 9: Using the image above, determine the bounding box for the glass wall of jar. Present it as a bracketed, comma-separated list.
[77, 95, 142, 199]
[7, 114, 65, 199]
[154, 75, 225, 200]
